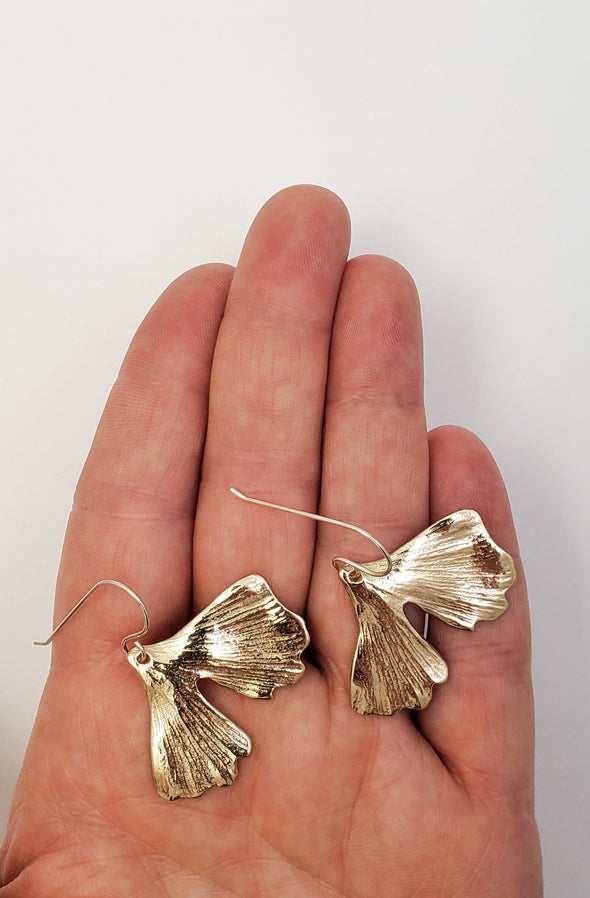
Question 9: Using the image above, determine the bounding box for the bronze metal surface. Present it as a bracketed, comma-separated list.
[336, 510, 516, 715]
[127, 575, 309, 800]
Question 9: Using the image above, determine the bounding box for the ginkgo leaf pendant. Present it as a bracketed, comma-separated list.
[335, 511, 516, 716]
[126, 575, 309, 800]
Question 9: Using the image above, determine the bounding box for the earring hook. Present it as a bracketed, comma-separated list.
[230, 488, 393, 577]
[34, 580, 150, 656]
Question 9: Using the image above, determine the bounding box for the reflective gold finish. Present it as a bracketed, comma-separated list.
[127, 575, 309, 800]
[336, 511, 516, 715]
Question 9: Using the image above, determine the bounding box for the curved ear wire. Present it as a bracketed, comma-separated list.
[34, 579, 150, 656]
[230, 488, 393, 577]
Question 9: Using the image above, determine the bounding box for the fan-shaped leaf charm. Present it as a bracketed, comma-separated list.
[127, 575, 309, 800]
[336, 511, 516, 715]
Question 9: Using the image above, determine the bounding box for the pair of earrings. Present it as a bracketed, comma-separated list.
[35, 490, 515, 801]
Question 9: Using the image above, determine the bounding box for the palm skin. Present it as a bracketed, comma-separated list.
[0, 186, 542, 897]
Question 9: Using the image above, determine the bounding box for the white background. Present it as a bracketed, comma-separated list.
[1, 1, 588, 894]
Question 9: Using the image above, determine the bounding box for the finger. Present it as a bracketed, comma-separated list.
[51, 264, 232, 665]
[308, 255, 430, 701]
[193, 186, 351, 615]
[418, 425, 535, 801]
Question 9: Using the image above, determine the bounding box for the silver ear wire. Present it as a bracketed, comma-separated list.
[230, 487, 393, 577]
[34, 579, 150, 656]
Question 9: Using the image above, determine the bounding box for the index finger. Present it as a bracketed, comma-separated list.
[51, 264, 232, 665]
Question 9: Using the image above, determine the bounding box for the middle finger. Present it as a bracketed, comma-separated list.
[193, 186, 351, 614]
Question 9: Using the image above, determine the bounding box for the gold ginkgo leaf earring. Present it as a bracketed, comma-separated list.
[35, 577, 309, 800]
[231, 489, 515, 716]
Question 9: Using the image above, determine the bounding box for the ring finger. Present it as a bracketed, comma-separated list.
[308, 254, 430, 703]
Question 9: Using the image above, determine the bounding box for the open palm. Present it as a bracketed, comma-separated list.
[1, 186, 542, 897]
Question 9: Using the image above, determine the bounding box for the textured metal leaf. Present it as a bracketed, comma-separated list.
[350, 584, 448, 714]
[127, 575, 309, 799]
[337, 510, 516, 715]
[133, 668, 251, 800]
[148, 575, 309, 697]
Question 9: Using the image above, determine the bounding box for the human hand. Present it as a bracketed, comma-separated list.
[0, 186, 542, 896]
